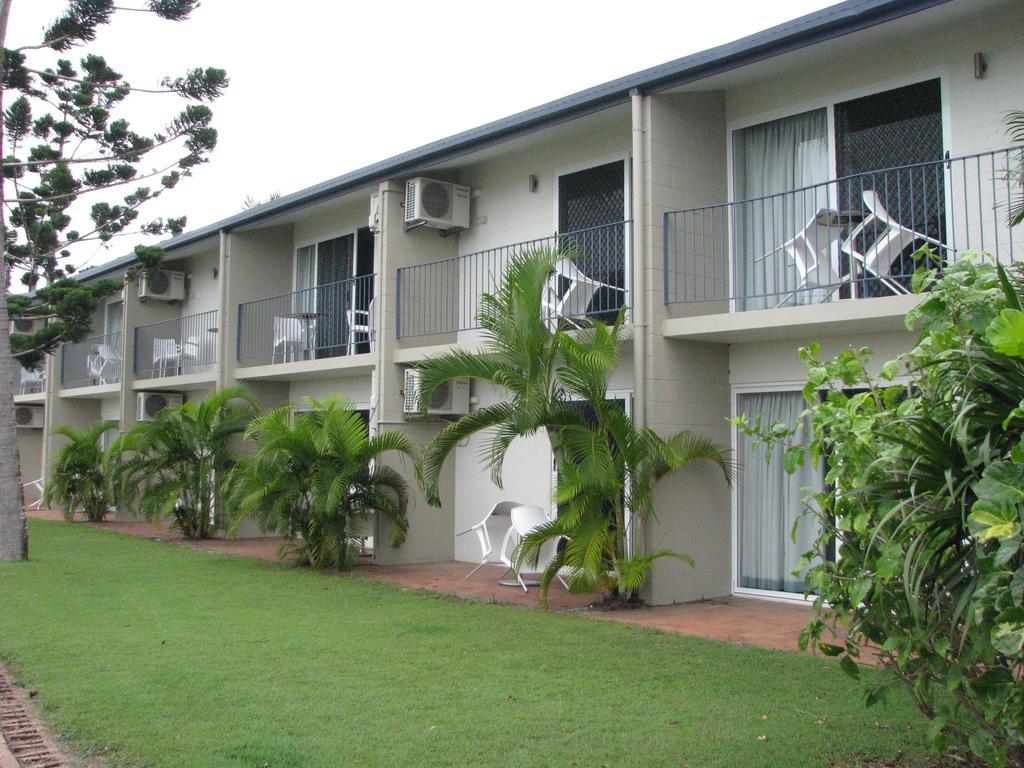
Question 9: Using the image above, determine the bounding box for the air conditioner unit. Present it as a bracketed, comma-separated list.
[403, 368, 470, 417]
[138, 270, 186, 302]
[136, 391, 183, 422]
[9, 316, 45, 335]
[14, 405, 44, 429]
[404, 178, 470, 230]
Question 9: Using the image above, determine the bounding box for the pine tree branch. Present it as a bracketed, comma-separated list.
[5, 160, 181, 203]
[21, 66, 186, 95]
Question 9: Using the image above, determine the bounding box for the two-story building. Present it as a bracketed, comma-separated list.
[17, 0, 1023, 604]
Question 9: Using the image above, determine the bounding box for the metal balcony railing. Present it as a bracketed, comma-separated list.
[396, 220, 631, 338]
[664, 147, 1024, 310]
[237, 273, 374, 365]
[60, 330, 123, 387]
[134, 310, 218, 378]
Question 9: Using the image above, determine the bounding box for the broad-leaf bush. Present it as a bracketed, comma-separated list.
[739, 258, 1024, 765]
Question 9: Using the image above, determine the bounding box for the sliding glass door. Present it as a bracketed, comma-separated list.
[735, 391, 823, 595]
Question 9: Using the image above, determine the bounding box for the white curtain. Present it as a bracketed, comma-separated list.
[293, 244, 316, 313]
[736, 391, 823, 593]
[733, 109, 829, 309]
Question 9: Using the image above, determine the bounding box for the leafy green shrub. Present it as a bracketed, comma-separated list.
[229, 396, 415, 570]
[111, 387, 255, 539]
[739, 258, 1024, 765]
[44, 420, 118, 522]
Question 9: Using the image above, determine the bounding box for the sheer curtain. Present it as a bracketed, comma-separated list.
[733, 109, 829, 309]
[736, 391, 822, 593]
[293, 244, 316, 314]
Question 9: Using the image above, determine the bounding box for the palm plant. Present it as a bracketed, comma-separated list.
[1008, 110, 1024, 227]
[416, 249, 732, 604]
[111, 387, 255, 539]
[44, 420, 118, 522]
[517, 315, 733, 605]
[416, 249, 583, 504]
[229, 396, 416, 570]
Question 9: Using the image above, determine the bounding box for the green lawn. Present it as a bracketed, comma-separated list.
[0, 520, 930, 768]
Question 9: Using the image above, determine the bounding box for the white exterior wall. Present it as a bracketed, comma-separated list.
[293, 195, 372, 253]
[288, 376, 371, 407]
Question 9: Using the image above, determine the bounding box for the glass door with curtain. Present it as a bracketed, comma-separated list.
[735, 391, 824, 595]
[732, 109, 830, 310]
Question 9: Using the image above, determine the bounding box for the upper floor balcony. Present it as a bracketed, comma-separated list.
[663, 147, 1023, 324]
[396, 220, 631, 340]
[60, 330, 123, 389]
[134, 310, 218, 380]
[236, 273, 374, 368]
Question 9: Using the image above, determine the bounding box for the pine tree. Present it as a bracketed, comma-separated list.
[0, 0, 227, 560]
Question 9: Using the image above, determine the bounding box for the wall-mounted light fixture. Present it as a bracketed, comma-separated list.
[974, 52, 987, 79]
[529, 174, 539, 193]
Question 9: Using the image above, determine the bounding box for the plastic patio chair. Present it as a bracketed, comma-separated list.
[87, 343, 122, 384]
[498, 504, 569, 593]
[152, 337, 180, 377]
[754, 208, 846, 307]
[456, 500, 523, 580]
[541, 258, 624, 331]
[273, 316, 309, 363]
[22, 477, 44, 511]
[842, 190, 945, 295]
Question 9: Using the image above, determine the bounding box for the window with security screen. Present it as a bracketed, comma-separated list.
[556, 161, 628, 323]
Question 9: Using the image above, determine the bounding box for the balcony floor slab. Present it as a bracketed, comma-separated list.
[132, 371, 217, 391]
[662, 294, 923, 344]
[58, 382, 121, 399]
[13, 392, 46, 404]
[234, 352, 375, 382]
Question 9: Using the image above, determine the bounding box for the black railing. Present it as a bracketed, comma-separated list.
[396, 220, 631, 338]
[664, 147, 1023, 310]
[134, 310, 218, 377]
[60, 330, 123, 387]
[236, 274, 374, 365]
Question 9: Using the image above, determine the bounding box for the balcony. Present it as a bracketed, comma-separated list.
[663, 147, 1023, 314]
[236, 274, 374, 368]
[60, 331, 123, 389]
[396, 220, 631, 339]
[134, 310, 218, 379]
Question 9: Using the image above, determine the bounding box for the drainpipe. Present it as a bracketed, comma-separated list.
[216, 230, 229, 389]
[630, 88, 646, 561]
[630, 88, 646, 432]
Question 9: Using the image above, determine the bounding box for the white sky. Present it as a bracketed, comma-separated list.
[6, 0, 838, 281]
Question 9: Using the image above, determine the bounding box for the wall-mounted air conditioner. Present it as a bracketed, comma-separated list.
[9, 316, 45, 335]
[137, 391, 183, 422]
[138, 270, 186, 302]
[403, 368, 470, 417]
[14, 405, 44, 429]
[404, 178, 470, 231]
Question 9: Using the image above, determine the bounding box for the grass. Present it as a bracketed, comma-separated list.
[0, 520, 933, 768]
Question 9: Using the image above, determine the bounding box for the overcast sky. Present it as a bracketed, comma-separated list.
[7, 0, 838, 280]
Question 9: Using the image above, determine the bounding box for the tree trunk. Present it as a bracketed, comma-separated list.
[0, 0, 28, 561]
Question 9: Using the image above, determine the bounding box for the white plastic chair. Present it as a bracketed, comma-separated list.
[87, 343, 122, 384]
[346, 309, 371, 353]
[152, 337, 180, 377]
[19, 366, 45, 394]
[842, 190, 945, 295]
[273, 317, 308, 363]
[541, 258, 624, 331]
[22, 477, 44, 511]
[755, 208, 845, 307]
[457, 500, 522, 580]
[499, 504, 569, 593]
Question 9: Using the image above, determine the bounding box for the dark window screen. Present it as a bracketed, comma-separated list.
[557, 161, 626, 321]
[835, 79, 945, 295]
[315, 235, 354, 359]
